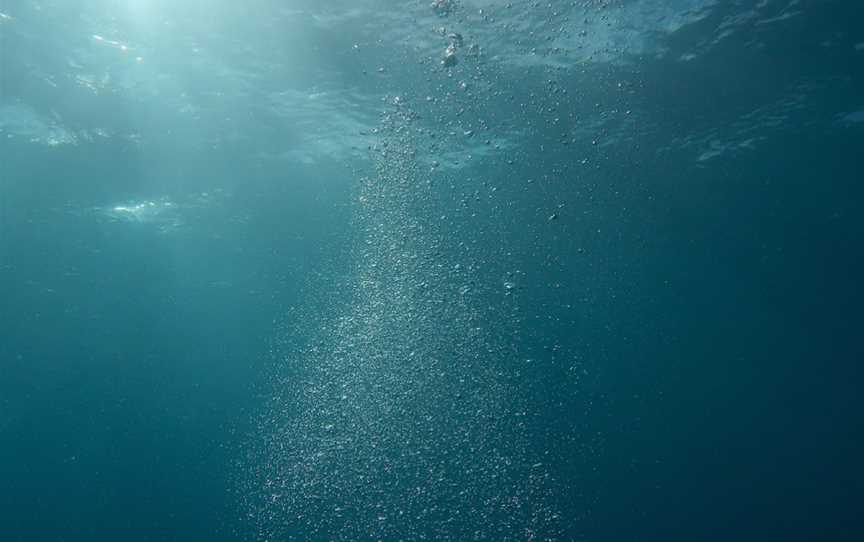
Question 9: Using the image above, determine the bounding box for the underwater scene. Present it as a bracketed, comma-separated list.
[1, 1, 863, 540]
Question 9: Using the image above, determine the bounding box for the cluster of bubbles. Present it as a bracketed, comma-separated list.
[241, 100, 561, 540]
[431, 0, 464, 67]
[235, 0, 666, 537]
[431, 0, 458, 18]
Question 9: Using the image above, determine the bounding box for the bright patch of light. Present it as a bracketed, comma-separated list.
[92, 34, 131, 52]
[107, 199, 177, 224]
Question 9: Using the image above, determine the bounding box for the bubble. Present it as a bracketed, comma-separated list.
[442, 45, 458, 67]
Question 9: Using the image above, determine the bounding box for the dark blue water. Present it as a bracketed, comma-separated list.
[2, 1, 863, 540]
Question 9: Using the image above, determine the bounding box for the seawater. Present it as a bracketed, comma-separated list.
[1, 1, 863, 541]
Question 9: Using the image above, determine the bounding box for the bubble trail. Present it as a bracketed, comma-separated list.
[242, 103, 560, 541]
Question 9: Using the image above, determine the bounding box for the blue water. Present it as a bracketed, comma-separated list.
[2, 1, 863, 540]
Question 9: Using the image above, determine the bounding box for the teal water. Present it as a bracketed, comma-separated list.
[1, 1, 863, 540]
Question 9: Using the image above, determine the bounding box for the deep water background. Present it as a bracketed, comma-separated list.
[2, 1, 863, 540]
